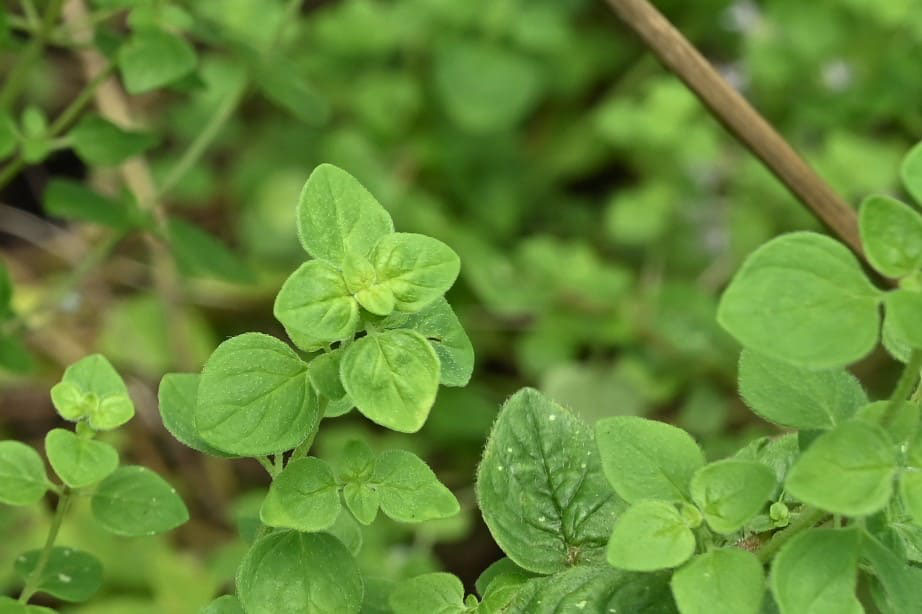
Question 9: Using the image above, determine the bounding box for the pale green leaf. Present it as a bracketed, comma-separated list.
[274, 260, 359, 351]
[0, 441, 47, 506]
[690, 459, 776, 534]
[49, 354, 134, 430]
[236, 531, 363, 614]
[858, 195, 922, 278]
[158, 373, 235, 458]
[389, 572, 466, 614]
[395, 298, 474, 387]
[296, 164, 393, 264]
[717, 232, 882, 369]
[369, 233, 460, 312]
[862, 529, 922, 613]
[786, 421, 896, 516]
[373, 450, 458, 523]
[477, 388, 624, 574]
[260, 457, 341, 532]
[195, 333, 319, 456]
[340, 329, 440, 433]
[899, 471, 922, 526]
[91, 465, 188, 536]
[44, 428, 118, 489]
[607, 501, 695, 572]
[595, 416, 704, 503]
[671, 549, 764, 614]
[884, 289, 922, 349]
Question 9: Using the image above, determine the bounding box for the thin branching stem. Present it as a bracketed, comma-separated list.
[18, 487, 72, 604]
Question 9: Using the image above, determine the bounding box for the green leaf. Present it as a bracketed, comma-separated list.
[595, 416, 705, 503]
[477, 388, 624, 574]
[901, 141, 922, 205]
[325, 509, 363, 556]
[433, 40, 543, 133]
[236, 531, 363, 614]
[307, 349, 347, 401]
[369, 233, 460, 313]
[373, 450, 459, 523]
[49, 354, 135, 430]
[389, 573, 467, 614]
[343, 481, 379, 526]
[770, 528, 863, 614]
[899, 471, 922, 526]
[118, 27, 197, 94]
[13, 546, 102, 602]
[717, 232, 882, 369]
[91, 465, 188, 536]
[340, 329, 440, 433]
[253, 54, 329, 126]
[475, 558, 536, 598]
[861, 529, 922, 613]
[738, 349, 867, 430]
[158, 373, 235, 458]
[273, 260, 359, 351]
[607, 501, 695, 571]
[260, 457, 341, 532]
[0, 334, 34, 374]
[339, 441, 379, 524]
[690, 459, 776, 534]
[671, 549, 764, 614]
[503, 565, 676, 614]
[167, 219, 255, 284]
[858, 195, 922, 278]
[884, 289, 922, 349]
[296, 164, 394, 264]
[69, 114, 158, 166]
[201, 595, 245, 614]
[44, 428, 118, 489]
[43, 179, 141, 230]
[786, 420, 897, 515]
[20, 106, 49, 163]
[0, 597, 55, 614]
[0, 441, 47, 506]
[195, 333, 319, 456]
[395, 298, 474, 387]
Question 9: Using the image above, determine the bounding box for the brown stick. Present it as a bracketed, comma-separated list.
[604, 0, 864, 257]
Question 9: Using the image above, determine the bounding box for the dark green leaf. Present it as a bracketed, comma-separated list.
[14, 547, 102, 602]
[91, 465, 188, 536]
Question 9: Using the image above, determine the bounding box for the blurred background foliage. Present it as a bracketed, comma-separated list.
[0, 0, 920, 610]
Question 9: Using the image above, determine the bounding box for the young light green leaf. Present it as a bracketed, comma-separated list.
[201, 595, 245, 614]
[858, 195, 922, 278]
[260, 457, 341, 532]
[373, 450, 458, 523]
[273, 260, 359, 351]
[69, 114, 157, 166]
[195, 333, 319, 456]
[738, 349, 867, 430]
[50, 354, 134, 430]
[901, 141, 922, 205]
[296, 164, 393, 264]
[44, 428, 118, 489]
[477, 388, 624, 574]
[595, 416, 705, 503]
[503, 565, 675, 614]
[158, 373, 235, 458]
[671, 549, 764, 614]
[884, 289, 922, 349]
[786, 420, 896, 515]
[236, 531, 363, 614]
[0, 441, 48, 506]
[14, 547, 102, 602]
[770, 528, 862, 614]
[717, 232, 882, 369]
[369, 233, 460, 312]
[607, 500, 696, 572]
[43, 179, 141, 230]
[307, 349, 347, 401]
[167, 219, 255, 284]
[690, 459, 776, 534]
[389, 573, 467, 614]
[396, 298, 474, 387]
[340, 329, 440, 433]
[343, 481, 379, 526]
[118, 27, 197, 94]
[338, 441, 379, 524]
[325, 509, 363, 556]
[91, 465, 188, 536]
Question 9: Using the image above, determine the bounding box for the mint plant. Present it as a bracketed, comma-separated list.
[155, 164, 473, 613]
[382, 144, 922, 613]
[0, 354, 187, 611]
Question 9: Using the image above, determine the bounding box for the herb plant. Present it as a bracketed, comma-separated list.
[0, 354, 187, 611]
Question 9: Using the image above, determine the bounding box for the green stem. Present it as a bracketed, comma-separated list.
[47, 62, 115, 136]
[256, 456, 277, 477]
[883, 349, 922, 426]
[756, 507, 827, 563]
[18, 488, 72, 603]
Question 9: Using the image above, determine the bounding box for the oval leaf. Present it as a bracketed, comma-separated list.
[44, 429, 118, 489]
[14, 546, 102, 602]
[477, 388, 624, 574]
[195, 333, 319, 456]
[91, 465, 188, 536]
[260, 457, 341, 532]
[884, 289, 922, 349]
[158, 373, 235, 458]
[607, 501, 695, 572]
[671, 549, 764, 614]
[340, 329, 440, 433]
[389, 573, 466, 614]
[395, 298, 474, 387]
[690, 460, 776, 534]
[373, 450, 459, 523]
[717, 232, 882, 369]
[273, 260, 359, 351]
[0, 441, 47, 506]
[369, 233, 460, 312]
[859, 195, 922, 278]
